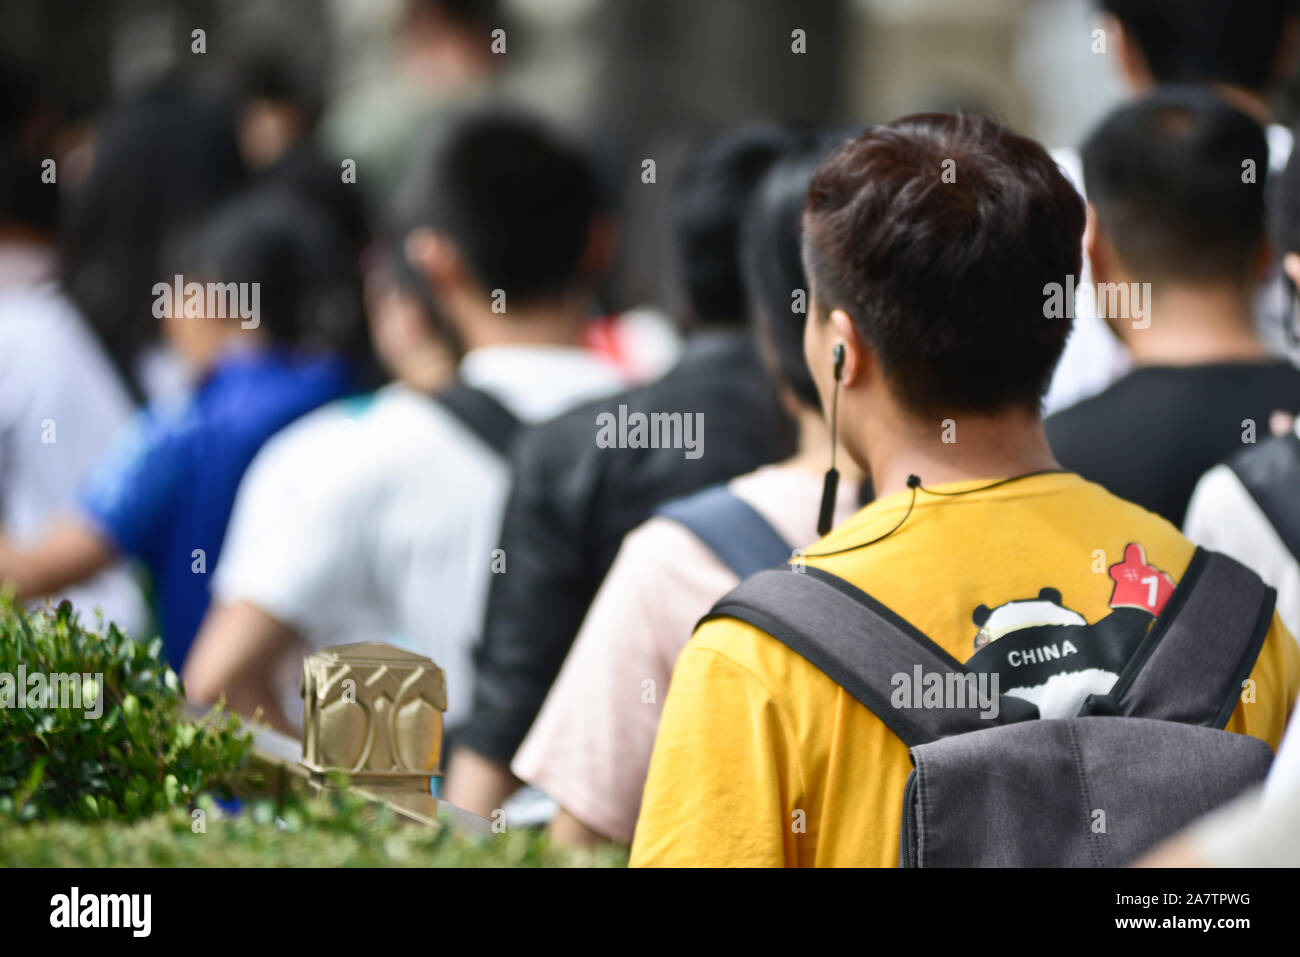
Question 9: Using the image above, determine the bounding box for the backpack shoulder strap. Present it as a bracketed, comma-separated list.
[1082, 548, 1276, 728]
[432, 382, 522, 457]
[703, 566, 1039, 748]
[1226, 433, 1300, 563]
[655, 484, 792, 580]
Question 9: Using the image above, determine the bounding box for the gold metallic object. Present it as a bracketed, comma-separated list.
[300, 642, 446, 791]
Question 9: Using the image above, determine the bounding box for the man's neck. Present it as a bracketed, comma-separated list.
[1121, 285, 1268, 367]
[1213, 84, 1274, 127]
[862, 406, 1060, 500]
[786, 403, 864, 482]
[456, 300, 587, 354]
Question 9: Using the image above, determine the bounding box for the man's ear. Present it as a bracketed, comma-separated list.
[1084, 204, 1114, 286]
[1106, 14, 1154, 93]
[404, 228, 463, 294]
[828, 308, 872, 387]
[1282, 251, 1300, 290]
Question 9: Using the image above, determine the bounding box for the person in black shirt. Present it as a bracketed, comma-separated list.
[1047, 88, 1300, 525]
[444, 126, 806, 816]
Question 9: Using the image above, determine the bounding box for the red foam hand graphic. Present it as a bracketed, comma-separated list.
[1108, 542, 1176, 615]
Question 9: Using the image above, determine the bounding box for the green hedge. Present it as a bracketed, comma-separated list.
[0, 792, 628, 867]
[0, 597, 626, 867]
[0, 598, 251, 823]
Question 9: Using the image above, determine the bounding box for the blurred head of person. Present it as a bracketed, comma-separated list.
[801, 113, 1085, 473]
[741, 137, 843, 422]
[236, 53, 369, 254]
[667, 124, 799, 331]
[1098, 0, 1300, 117]
[399, 108, 610, 353]
[160, 186, 363, 376]
[363, 239, 458, 391]
[61, 83, 247, 390]
[402, 0, 502, 84]
[1082, 87, 1270, 348]
[234, 53, 322, 173]
[0, 57, 58, 241]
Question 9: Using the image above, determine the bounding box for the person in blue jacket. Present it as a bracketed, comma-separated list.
[0, 186, 362, 668]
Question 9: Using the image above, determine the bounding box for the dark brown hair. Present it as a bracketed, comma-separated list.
[803, 112, 1085, 416]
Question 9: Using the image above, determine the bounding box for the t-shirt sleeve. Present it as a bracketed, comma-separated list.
[1226, 610, 1300, 749]
[79, 410, 186, 560]
[1182, 465, 1238, 549]
[629, 630, 800, 867]
[211, 433, 358, 639]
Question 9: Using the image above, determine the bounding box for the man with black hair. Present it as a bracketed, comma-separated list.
[630, 113, 1299, 867]
[1047, 88, 1300, 526]
[0, 58, 149, 636]
[1044, 0, 1300, 413]
[185, 111, 624, 734]
[1099, 0, 1298, 130]
[444, 125, 799, 817]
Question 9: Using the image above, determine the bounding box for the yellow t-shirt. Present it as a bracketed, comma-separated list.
[629, 472, 1300, 867]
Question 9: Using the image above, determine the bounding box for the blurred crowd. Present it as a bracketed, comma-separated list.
[2, 0, 1300, 867]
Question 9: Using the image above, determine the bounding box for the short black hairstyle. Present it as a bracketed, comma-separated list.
[235, 51, 323, 125]
[804, 113, 1085, 417]
[1099, 0, 1295, 91]
[401, 109, 602, 306]
[669, 124, 801, 326]
[171, 186, 364, 352]
[1082, 86, 1268, 285]
[409, 0, 502, 32]
[0, 57, 57, 231]
[741, 141, 843, 410]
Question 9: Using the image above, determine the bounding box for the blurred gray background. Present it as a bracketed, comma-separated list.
[3, 0, 1293, 309]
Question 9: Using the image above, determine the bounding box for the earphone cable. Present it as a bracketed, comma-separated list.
[805, 468, 1069, 558]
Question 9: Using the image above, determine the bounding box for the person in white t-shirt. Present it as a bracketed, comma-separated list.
[511, 146, 865, 847]
[183, 111, 626, 734]
[1044, 0, 1300, 415]
[0, 63, 149, 637]
[0, 253, 152, 638]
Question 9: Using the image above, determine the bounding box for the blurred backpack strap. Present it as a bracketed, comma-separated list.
[655, 484, 792, 580]
[432, 382, 522, 457]
[1227, 433, 1300, 563]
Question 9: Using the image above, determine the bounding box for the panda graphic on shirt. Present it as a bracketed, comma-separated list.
[964, 543, 1176, 718]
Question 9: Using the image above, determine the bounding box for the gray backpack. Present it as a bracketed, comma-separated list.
[705, 548, 1277, 867]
